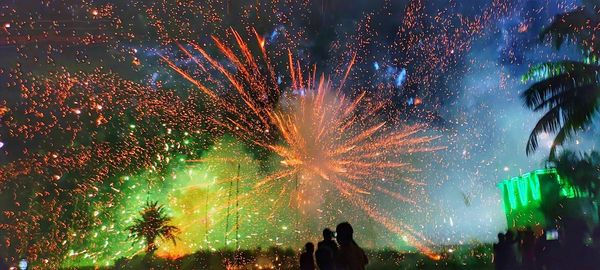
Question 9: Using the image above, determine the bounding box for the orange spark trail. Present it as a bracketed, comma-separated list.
[163, 29, 443, 257]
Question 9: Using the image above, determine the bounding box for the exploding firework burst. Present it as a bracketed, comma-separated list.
[0, 0, 516, 266]
[162, 29, 444, 257]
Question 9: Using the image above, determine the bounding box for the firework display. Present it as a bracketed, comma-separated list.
[0, 0, 591, 268]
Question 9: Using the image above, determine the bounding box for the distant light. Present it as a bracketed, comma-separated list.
[0, 141, 4, 148]
[91, 9, 99, 16]
[503, 166, 510, 172]
[395, 68, 407, 87]
[131, 57, 141, 66]
[18, 258, 28, 270]
[129, 124, 136, 129]
[268, 27, 281, 42]
[413, 97, 422, 106]
[4, 23, 10, 28]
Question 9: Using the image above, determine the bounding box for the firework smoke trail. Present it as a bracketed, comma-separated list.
[162, 29, 444, 257]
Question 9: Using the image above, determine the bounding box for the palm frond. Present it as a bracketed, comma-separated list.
[521, 61, 599, 83]
[524, 5, 600, 157]
[549, 86, 600, 157]
[532, 86, 579, 112]
[522, 63, 600, 110]
[549, 147, 600, 194]
[158, 225, 180, 245]
[540, 7, 596, 50]
[126, 201, 179, 251]
[526, 84, 600, 156]
[526, 105, 563, 155]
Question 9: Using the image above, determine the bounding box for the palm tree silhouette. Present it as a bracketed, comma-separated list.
[550, 150, 600, 198]
[521, 5, 600, 158]
[127, 201, 179, 254]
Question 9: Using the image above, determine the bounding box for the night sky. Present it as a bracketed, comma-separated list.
[1, 0, 599, 267]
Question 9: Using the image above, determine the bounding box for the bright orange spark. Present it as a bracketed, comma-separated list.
[163, 29, 444, 257]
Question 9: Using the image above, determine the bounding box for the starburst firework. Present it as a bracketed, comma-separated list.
[162, 30, 444, 258]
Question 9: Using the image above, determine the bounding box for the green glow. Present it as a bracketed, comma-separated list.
[530, 173, 541, 201]
[61, 136, 299, 267]
[499, 184, 509, 213]
[499, 168, 590, 229]
[499, 169, 552, 210]
[505, 180, 517, 210]
[517, 177, 529, 206]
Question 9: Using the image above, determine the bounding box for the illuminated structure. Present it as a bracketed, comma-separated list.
[498, 168, 591, 229]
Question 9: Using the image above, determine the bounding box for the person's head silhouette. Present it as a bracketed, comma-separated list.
[304, 242, 315, 253]
[336, 222, 354, 245]
[323, 228, 334, 241]
[497, 232, 505, 242]
[505, 230, 514, 241]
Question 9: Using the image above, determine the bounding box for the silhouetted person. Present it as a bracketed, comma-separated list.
[535, 228, 562, 270]
[300, 242, 316, 270]
[493, 232, 506, 270]
[335, 222, 367, 270]
[318, 228, 339, 256]
[521, 226, 536, 270]
[591, 226, 600, 267]
[503, 230, 520, 269]
[534, 231, 547, 270]
[561, 219, 594, 269]
[316, 245, 336, 270]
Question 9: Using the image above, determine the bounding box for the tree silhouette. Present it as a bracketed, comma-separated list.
[127, 201, 179, 254]
[547, 150, 600, 222]
[550, 150, 600, 198]
[521, 5, 600, 158]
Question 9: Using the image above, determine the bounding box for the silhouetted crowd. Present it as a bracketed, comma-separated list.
[299, 222, 368, 270]
[494, 220, 600, 270]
